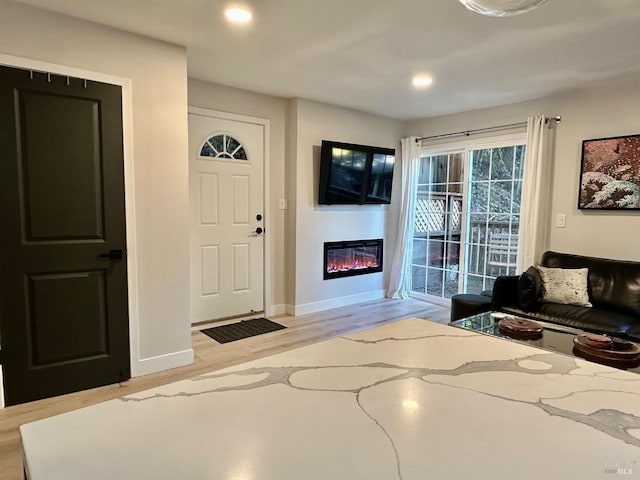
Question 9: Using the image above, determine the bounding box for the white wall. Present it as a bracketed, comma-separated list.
[289, 99, 404, 313]
[185, 87, 406, 314]
[187, 78, 288, 315]
[285, 100, 299, 307]
[0, 1, 192, 377]
[405, 71, 640, 262]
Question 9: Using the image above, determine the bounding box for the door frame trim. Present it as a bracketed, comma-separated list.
[0, 54, 140, 407]
[187, 106, 272, 319]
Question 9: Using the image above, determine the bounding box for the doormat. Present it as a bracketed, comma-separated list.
[201, 318, 286, 344]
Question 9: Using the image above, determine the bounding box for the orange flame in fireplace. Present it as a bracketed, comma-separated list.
[327, 258, 380, 273]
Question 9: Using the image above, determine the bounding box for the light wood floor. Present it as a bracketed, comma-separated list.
[0, 298, 449, 480]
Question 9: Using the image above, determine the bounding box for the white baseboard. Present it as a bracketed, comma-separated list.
[266, 304, 287, 317]
[131, 348, 194, 378]
[291, 289, 386, 316]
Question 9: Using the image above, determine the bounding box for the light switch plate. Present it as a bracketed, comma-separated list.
[556, 213, 566, 228]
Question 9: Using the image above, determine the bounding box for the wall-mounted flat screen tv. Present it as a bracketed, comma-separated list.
[318, 140, 395, 205]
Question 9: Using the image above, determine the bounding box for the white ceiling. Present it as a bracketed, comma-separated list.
[12, 0, 640, 119]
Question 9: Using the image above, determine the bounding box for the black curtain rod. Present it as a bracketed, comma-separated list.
[415, 115, 561, 143]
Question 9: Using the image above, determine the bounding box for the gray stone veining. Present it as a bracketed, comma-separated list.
[20, 318, 640, 480]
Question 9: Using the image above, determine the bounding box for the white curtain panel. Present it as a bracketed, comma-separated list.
[517, 115, 552, 272]
[387, 137, 420, 299]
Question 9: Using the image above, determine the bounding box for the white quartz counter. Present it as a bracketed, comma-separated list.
[21, 318, 640, 479]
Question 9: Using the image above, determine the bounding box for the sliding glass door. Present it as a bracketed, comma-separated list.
[464, 145, 525, 292]
[410, 137, 525, 302]
[412, 153, 463, 298]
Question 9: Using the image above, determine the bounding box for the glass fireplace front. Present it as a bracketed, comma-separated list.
[324, 239, 383, 280]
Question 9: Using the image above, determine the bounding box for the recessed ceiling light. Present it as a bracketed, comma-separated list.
[412, 75, 433, 89]
[225, 7, 253, 24]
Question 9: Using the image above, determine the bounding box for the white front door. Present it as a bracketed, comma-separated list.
[188, 110, 265, 323]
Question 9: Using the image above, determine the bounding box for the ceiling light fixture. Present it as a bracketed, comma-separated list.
[412, 75, 433, 89]
[225, 6, 253, 24]
[458, 0, 549, 17]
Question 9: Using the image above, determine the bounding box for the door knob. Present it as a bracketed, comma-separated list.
[99, 249, 124, 260]
[251, 227, 264, 235]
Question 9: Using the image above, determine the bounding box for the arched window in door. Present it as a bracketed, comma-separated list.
[199, 134, 248, 160]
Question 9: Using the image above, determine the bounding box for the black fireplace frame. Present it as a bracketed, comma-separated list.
[323, 239, 383, 280]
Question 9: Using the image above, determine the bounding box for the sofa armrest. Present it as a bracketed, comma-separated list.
[491, 275, 520, 310]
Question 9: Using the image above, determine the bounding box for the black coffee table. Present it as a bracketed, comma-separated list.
[450, 311, 640, 372]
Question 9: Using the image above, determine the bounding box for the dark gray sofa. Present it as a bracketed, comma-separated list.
[492, 251, 640, 341]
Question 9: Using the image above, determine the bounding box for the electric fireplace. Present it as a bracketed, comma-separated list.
[324, 239, 383, 280]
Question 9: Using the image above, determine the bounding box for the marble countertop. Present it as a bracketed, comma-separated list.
[21, 318, 640, 479]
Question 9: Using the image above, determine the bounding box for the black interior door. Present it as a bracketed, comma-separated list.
[0, 65, 130, 406]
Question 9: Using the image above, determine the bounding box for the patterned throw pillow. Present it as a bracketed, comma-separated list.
[537, 266, 592, 307]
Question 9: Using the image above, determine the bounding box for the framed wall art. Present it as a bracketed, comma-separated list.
[578, 133, 640, 210]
